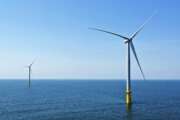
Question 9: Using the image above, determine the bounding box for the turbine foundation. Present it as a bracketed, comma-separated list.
[126, 90, 132, 105]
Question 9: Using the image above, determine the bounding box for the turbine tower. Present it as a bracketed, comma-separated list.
[90, 13, 155, 105]
[26, 60, 35, 88]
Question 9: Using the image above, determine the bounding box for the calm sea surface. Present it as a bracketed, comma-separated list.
[0, 80, 180, 120]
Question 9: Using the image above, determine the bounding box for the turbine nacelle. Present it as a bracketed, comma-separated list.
[124, 39, 132, 44]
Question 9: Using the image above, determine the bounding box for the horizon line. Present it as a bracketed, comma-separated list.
[0, 78, 179, 81]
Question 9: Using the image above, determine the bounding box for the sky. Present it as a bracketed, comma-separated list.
[0, 0, 179, 80]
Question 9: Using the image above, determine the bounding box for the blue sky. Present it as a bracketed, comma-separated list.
[0, 0, 179, 79]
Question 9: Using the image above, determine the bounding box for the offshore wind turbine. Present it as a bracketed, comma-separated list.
[26, 60, 35, 88]
[89, 13, 155, 105]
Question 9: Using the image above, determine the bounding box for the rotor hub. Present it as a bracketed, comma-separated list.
[124, 39, 132, 44]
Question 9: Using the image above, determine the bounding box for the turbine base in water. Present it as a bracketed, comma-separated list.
[126, 90, 132, 104]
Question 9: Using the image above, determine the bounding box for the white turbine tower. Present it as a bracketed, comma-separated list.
[26, 60, 35, 88]
[90, 13, 155, 105]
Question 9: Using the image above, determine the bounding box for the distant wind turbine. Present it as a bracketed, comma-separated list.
[89, 12, 156, 105]
[25, 60, 35, 88]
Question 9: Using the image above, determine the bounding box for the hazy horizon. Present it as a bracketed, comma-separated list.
[0, 78, 179, 81]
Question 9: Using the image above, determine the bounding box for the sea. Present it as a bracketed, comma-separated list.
[0, 80, 180, 120]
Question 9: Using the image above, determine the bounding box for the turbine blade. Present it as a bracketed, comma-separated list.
[130, 11, 157, 39]
[89, 27, 129, 40]
[130, 42, 145, 80]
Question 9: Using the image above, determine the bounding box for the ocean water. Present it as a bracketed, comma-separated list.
[0, 80, 180, 120]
